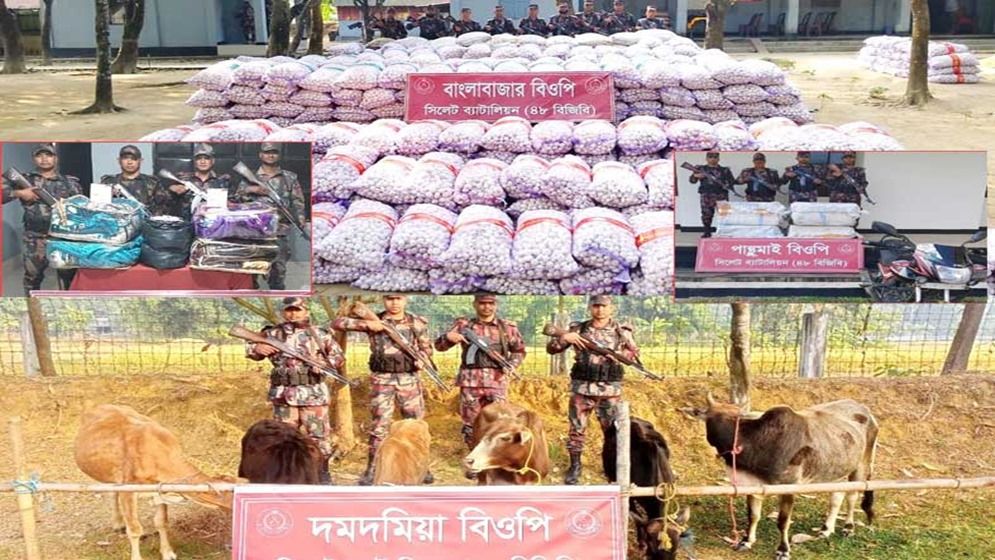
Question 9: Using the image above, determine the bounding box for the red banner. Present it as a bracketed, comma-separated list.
[405, 72, 615, 123]
[232, 486, 623, 560]
[695, 238, 864, 273]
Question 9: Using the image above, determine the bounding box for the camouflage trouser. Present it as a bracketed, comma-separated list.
[790, 190, 819, 203]
[830, 191, 862, 207]
[22, 234, 76, 295]
[460, 386, 508, 447]
[567, 392, 621, 454]
[699, 192, 729, 234]
[746, 193, 776, 202]
[273, 404, 334, 459]
[267, 235, 290, 290]
[243, 25, 256, 43]
[368, 378, 426, 458]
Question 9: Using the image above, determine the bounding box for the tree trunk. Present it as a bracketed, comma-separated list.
[904, 0, 932, 106]
[308, 0, 323, 55]
[941, 303, 985, 374]
[74, 0, 124, 113]
[729, 302, 751, 411]
[704, 0, 728, 51]
[330, 296, 356, 454]
[26, 299, 57, 377]
[41, 0, 53, 65]
[0, 0, 27, 74]
[267, 0, 290, 57]
[111, 0, 145, 74]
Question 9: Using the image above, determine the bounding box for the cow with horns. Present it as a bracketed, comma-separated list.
[462, 401, 550, 485]
[681, 394, 879, 560]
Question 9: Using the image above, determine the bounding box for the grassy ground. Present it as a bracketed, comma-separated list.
[0, 374, 992, 559]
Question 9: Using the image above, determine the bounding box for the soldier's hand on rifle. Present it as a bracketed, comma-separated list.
[14, 188, 39, 203]
[784, 169, 796, 178]
[693, 172, 706, 180]
[254, 343, 279, 357]
[168, 183, 189, 195]
[560, 332, 587, 348]
[366, 320, 386, 333]
[445, 330, 466, 344]
[246, 185, 268, 196]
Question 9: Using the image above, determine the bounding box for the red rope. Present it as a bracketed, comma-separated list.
[727, 415, 743, 547]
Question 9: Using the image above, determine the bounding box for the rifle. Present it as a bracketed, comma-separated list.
[349, 302, 450, 391]
[108, 184, 147, 211]
[542, 324, 663, 381]
[157, 168, 208, 217]
[229, 325, 358, 387]
[232, 161, 310, 240]
[828, 164, 877, 205]
[4, 167, 59, 206]
[681, 162, 744, 199]
[744, 169, 781, 196]
[459, 327, 521, 379]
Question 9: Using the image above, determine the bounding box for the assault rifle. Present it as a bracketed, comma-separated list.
[542, 324, 663, 381]
[828, 164, 877, 205]
[459, 327, 521, 379]
[232, 161, 310, 240]
[3, 167, 59, 206]
[108, 184, 147, 211]
[680, 162, 744, 199]
[229, 325, 358, 387]
[349, 302, 450, 391]
[744, 169, 783, 195]
[157, 168, 208, 217]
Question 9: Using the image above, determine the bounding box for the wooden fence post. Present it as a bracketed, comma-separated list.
[26, 298, 56, 377]
[616, 402, 631, 539]
[9, 417, 42, 560]
[798, 306, 828, 379]
[20, 313, 40, 378]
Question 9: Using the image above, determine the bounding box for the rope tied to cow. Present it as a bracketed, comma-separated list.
[475, 427, 543, 484]
[653, 481, 683, 550]
[726, 415, 744, 548]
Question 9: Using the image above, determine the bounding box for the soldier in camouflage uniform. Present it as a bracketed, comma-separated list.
[598, 0, 637, 34]
[99, 145, 171, 216]
[826, 151, 869, 207]
[237, 0, 256, 43]
[452, 7, 482, 35]
[407, 5, 451, 40]
[331, 294, 435, 486]
[162, 143, 232, 221]
[577, 0, 602, 33]
[371, 8, 408, 40]
[484, 5, 517, 35]
[548, 3, 582, 36]
[637, 6, 670, 29]
[435, 294, 526, 451]
[734, 152, 781, 202]
[2, 143, 82, 295]
[233, 142, 306, 290]
[519, 4, 549, 37]
[688, 152, 736, 238]
[781, 151, 825, 203]
[547, 295, 639, 485]
[246, 297, 344, 484]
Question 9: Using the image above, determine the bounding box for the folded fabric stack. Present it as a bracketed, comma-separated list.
[189, 202, 280, 274]
[46, 196, 145, 269]
[189, 239, 280, 275]
[714, 201, 787, 238]
[858, 36, 981, 84]
[788, 202, 862, 238]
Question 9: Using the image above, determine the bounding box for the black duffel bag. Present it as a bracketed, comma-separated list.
[140, 242, 189, 269]
[142, 216, 193, 252]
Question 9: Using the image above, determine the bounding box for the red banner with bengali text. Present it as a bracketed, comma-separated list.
[695, 237, 864, 273]
[405, 72, 615, 123]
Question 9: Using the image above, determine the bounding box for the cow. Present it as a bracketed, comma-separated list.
[74, 404, 240, 560]
[681, 394, 879, 560]
[462, 402, 550, 485]
[603, 417, 691, 560]
[373, 419, 432, 485]
[238, 419, 323, 484]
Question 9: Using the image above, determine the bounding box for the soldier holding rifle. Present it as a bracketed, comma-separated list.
[827, 151, 873, 207]
[243, 297, 346, 484]
[100, 145, 171, 216]
[332, 295, 438, 486]
[687, 151, 736, 238]
[735, 152, 781, 202]
[484, 5, 517, 35]
[781, 150, 824, 203]
[2, 143, 82, 294]
[545, 295, 644, 485]
[435, 294, 526, 451]
[160, 143, 231, 221]
[548, 3, 582, 36]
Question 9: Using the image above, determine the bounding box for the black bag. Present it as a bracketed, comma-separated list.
[142, 216, 193, 252]
[140, 242, 189, 269]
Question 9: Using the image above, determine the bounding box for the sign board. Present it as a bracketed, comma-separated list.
[695, 237, 864, 273]
[232, 486, 624, 560]
[405, 72, 615, 123]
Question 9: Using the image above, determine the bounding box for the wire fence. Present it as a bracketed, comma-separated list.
[0, 298, 993, 378]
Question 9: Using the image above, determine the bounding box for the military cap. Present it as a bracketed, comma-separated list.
[613, 0, 625, 5]
[589, 295, 612, 305]
[528, 3, 539, 8]
[461, 7, 471, 12]
[383, 293, 407, 299]
[32, 143, 56, 156]
[752, 152, 766, 161]
[842, 151, 857, 158]
[796, 150, 811, 157]
[281, 297, 307, 310]
[193, 143, 215, 158]
[260, 142, 280, 153]
[706, 151, 720, 158]
[119, 145, 142, 159]
[473, 293, 498, 303]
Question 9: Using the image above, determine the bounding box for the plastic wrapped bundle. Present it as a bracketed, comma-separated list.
[716, 201, 788, 227]
[501, 155, 550, 199]
[572, 208, 639, 272]
[312, 122, 362, 153]
[482, 276, 561, 295]
[48, 195, 144, 245]
[454, 159, 507, 207]
[715, 224, 784, 238]
[193, 203, 279, 240]
[189, 238, 278, 274]
[559, 266, 628, 295]
[428, 268, 485, 294]
[481, 117, 533, 153]
[141, 216, 192, 253]
[388, 204, 458, 270]
[353, 265, 430, 292]
[572, 120, 617, 155]
[714, 120, 759, 151]
[628, 211, 674, 296]
[353, 155, 418, 203]
[441, 205, 514, 276]
[531, 121, 574, 155]
[590, 162, 649, 208]
[790, 202, 862, 227]
[317, 199, 398, 270]
[314, 259, 363, 284]
[506, 197, 567, 218]
[140, 242, 189, 269]
[438, 120, 489, 154]
[47, 237, 143, 269]
[637, 159, 675, 210]
[787, 226, 859, 238]
[617, 116, 667, 155]
[665, 119, 718, 151]
[395, 121, 446, 156]
[187, 60, 241, 91]
[511, 210, 578, 280]
[545, 156, 595, 208]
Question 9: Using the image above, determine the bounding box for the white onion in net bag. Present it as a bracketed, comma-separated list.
[193, 108, 233, 124]
[473, 150, 517, 165]
[441, 205, 514, 276]
[511, 210, 579, 280]
[740, 59, 786, 86]
[659, 86, 697, 107]
[388, 204, 458, 270]
[699, 109, 739, 125]
[666, 119, 718, 151]
[457, 60, 494, 73]
[353, 155, 418, 203]
[352, 265, 430, 292]
[714, 120, 759, 150]
[628, 211, 674, 296]
[545, 156, 595, 208]
[439, 120, 489, 153]
[314, 259, 364, 284]
[572, 207, 639, 272]
[428, 268, 485, 294]
[314, 145, 379, 200]
[317, 199, 398, 270]
[454, 158, 508, 207]
[637, 59, 680, 89]
[481, 117, 533, 153]
[559, 266, 628, 295]
[353, 119, 407, 155]
[312, 122, 361, 153]
[333, 62, 384, 90]
[438, 45, 468, 60]
[572, 120, 617, 155]
[590, 162, 649, 208]
[681, 65, 723, 90]
[501, 155, 551, 199]
[182, 119, 280, 141]
[395, 121, 447, 156]
[531, 121, 574, 155]
[617, 116, 668, 155]
[332, 107, 376, 123]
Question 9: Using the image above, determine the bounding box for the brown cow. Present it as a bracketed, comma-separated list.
[74, 404, 239, 560]
[682, 394, 878, 560]
[462, 402, 550, 485]
[238, 419, 323, 484]
[373, 419, 432, 485]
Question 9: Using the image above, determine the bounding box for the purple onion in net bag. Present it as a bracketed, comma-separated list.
[572, 120, 617, 155]
[545, 156, 595, 208]
[572, 207, 639, 272]
[371, 103, 406, 119]
[294, 107, 336, 124]
[298, 65, 345, 93]
[590, 162, 649, 208]
[395, 121, 447, 156]
[187, 60, 241, 91]
[501, 155, 551, 200]
[617, 116, 668, 156]
[406, 152, 465, 208]
[314, 145, 379, 200]
[193, 107, 234, 124]
[388, 204, 458, 270]
[333, 62, 384, 91]
[182, 119, 281, 142]
[454, 159, 508, 207]
[530, 121, 575, 155]
[314, 259, 364, 284]
[264, 123, 320, 142]
[441, 205, 515, 276]
[483, 276, 561, 295]
[559, 266, 628, 295]
[627, 211, 674, 296]
[289, 89, 332, 108]
[226, 84, 266, 105]
[353, 155, 419, 204]
[352, 265, 430, 292]
[481, 117, 533, 153]
[510, 210, 579, 280]
[229, 104, 273, 119]
[714, 119, 759, 150]
[317, 198, 398, 269]
[186, 89, 229, 108]
[658, 85, 697, 107]
[312, 122, 362, 152]
[428, 268, 485, 295]
[360, 88, 398, 110]
[506, 197, 568, 218]
[141, 125, 201, 142]
[438, 120, 489, 154]
[665, 119, 718, 151]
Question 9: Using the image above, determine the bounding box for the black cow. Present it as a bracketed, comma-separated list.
[238, 419, 323, 485]
[603, 417, 690, 560]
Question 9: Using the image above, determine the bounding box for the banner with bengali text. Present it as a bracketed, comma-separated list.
[695, 237, 864, 273]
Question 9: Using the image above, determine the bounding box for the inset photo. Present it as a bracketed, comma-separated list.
[675, 150, 987, 303]
[1, 141, 312, 296]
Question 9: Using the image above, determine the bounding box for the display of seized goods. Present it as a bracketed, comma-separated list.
[790, 202, 863, 227]
[858, 36, 981, 84]
[715, 201, 789, 227]
[316, 199, 398, 270]
[48, 195, 145, 245]
[140, 216, 193, 269]
[193, 203, 279, 240]
[47, 237, 144, 269]
[189, 238, 279, 274]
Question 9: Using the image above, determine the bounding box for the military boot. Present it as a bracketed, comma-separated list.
[422, 471, 435, 484]
[319, 458, 334, 485]
[358, 449, 376, 486]
[564, 451, 582, 485]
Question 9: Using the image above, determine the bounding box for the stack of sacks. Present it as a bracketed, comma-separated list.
[46, 196, 145, 269]
[788, 202, 863, 238]
[714, 201, 787, 238]
[748, 117, 903, 151]
[628, 210, 675, 296]
[314, 199, 399, 284]
[189, 202, 281, 275]
[858, 36, 981, 84]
